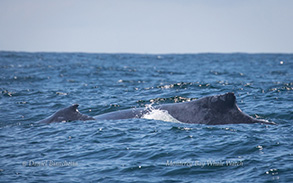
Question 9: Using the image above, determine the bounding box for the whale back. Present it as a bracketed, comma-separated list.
[196, 93, 274, 125]
[160, 92, 272, 125]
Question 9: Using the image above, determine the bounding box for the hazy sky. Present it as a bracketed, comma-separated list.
[0, 0, 292, 53]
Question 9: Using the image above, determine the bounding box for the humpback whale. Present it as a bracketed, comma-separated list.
[37, 92, 275, 125]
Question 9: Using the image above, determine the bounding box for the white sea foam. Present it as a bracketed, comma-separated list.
[142, 104, 181, 123]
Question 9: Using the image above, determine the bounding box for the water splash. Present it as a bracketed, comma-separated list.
[142, 104, 181, 123]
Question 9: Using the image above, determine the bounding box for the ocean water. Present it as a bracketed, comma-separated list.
[0, 52, 292, 182]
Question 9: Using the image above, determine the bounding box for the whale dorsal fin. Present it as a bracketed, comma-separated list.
[69, 104, 79, 111]
[225, 92, 236, 107]
[210, 92, 236, 111]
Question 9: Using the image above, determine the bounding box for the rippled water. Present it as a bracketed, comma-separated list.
[0, 52, 292, 182]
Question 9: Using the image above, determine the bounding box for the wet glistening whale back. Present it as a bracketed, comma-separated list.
[37, 93, 275, 125]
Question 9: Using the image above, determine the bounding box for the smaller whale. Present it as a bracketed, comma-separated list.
[37, 104, 94, 123]
[37, 93, 275, 125]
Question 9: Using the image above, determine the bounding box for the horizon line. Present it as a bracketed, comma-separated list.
[1, 50, 292, 55]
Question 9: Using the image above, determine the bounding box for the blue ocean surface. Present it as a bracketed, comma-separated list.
[0, 52, 292, 182]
